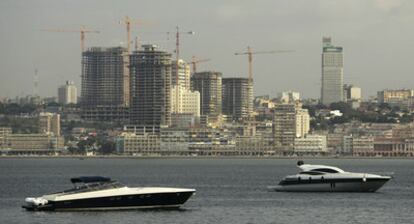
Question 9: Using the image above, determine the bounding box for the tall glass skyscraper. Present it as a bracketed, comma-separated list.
[321, 37, 343, 105]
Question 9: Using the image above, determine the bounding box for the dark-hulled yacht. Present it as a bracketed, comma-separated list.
[269, 161, 391, 192]
[23, 176, 195, 211]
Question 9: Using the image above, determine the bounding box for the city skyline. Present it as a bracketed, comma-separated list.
[1, 0, 414, 99]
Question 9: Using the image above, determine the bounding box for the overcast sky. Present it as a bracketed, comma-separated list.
[1, 0, 413, 99]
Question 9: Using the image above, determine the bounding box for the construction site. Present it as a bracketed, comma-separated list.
[3, 15, 339, 158]
[37, 17, 296, 155]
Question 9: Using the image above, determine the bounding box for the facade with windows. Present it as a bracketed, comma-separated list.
[321, 37, 344, 105]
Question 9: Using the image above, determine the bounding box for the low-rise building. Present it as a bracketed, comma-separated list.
[171, 113, 200, 128]
[377, 89, 414, 108]
[373, 137, 414, 157]
[39, 112, 61, 136]
[294, 135, 328, 154]
[0, 127, 12, 149]
[116, 133, 161, 155]
[235, 136, 274, 156]
[116, 126, 239, 156]
[327, 133, 345, 152]
[341, 135, 353, 155]
[352, 136, 374, 156]
[160, 128, 189, 153]
[4, 134, 64, 155]
[392, 123, 414, 139]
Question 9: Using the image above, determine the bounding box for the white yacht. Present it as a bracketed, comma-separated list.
[23, 176, 196, 211]
[270, 161, 392, 192]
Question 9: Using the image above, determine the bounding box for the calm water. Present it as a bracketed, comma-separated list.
[0, 158, 413, 224]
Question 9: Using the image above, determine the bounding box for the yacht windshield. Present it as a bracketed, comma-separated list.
[310, 168, 339, 173]
[57, 181, 125, 195]
[299, 171, 324, 175]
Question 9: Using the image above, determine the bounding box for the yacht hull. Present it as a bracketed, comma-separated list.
[23, 191, 194, 211]
[271, 178, 390, 192]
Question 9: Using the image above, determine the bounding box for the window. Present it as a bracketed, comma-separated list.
[300, 171, 324, 175]
[311, 168, 339, 173]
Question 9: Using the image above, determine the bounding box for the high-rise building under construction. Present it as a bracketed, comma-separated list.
[222, 77, 253, 121]
[130, 44, 172, 127]
[81, 47, 130, 122]
[191, 71, 222, 117]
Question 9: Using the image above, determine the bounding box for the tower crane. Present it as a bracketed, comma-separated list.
[170, 26, 194, 111]
[171, 26, 195, 62]
[119, 16, 151, 53]
[234, 46, 293, 81]
[41, 26, 99, 52]
[190, 56, 210, 74]
[171, 26, 194, 85]
[142, 26, 194, 60]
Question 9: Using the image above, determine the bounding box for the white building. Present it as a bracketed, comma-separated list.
[171, 59, 191, 89]
[58, 81, 77, 104]
[344, 85, 362, 109]
[294, 134, 328, 154]
[39, 112, 60, 137]
[295, 108, 310, 138]
[273, 103, 310, 147]
[171, 85, 200, 117]
[278, 91, 300, 103]
[321, 37, 344, 105]
[347, 86, 362, 100]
